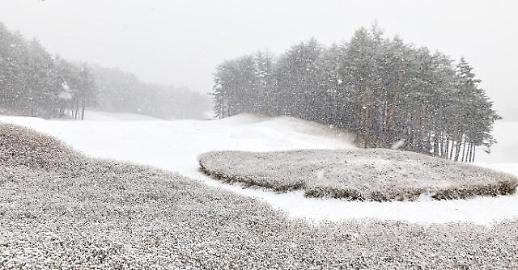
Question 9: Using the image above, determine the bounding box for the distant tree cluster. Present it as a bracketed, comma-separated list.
[212, 26, 500, 162]
[0, 22, 210, 120]
[89, 65, 210, 119]
[0, 23, 95, 119]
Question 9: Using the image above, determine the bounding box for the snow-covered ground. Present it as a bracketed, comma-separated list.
[83, 110, 160, 121]
[1, 112, 517, 225]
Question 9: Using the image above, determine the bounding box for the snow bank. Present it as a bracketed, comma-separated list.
[1, 112, 518, 225]
[2, 121, 518, 269]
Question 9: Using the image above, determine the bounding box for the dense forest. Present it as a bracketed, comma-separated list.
[212, 26, 500, 162]
[0, 22, 209, 120]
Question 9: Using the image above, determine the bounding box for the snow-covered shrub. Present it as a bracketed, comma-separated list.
[2, 123, 518, 269]
[199, 149, 518, 201]
[0, 124, 83, 170]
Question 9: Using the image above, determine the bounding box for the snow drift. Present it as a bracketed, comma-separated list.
[2, 113, 518, 225]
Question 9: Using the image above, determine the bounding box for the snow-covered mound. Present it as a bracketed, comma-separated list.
[0, 124, 80, 170]
[200, 149, 518, 201]
[2, 112, 518, 225]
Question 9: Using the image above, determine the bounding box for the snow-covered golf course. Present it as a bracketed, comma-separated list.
[1, 111, 517, 225]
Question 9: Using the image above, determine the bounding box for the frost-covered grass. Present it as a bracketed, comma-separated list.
[2, 124, 518, 269]
[199, 149, 518, 201]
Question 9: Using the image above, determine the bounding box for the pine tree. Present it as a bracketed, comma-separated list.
[211, 26, 500, 160]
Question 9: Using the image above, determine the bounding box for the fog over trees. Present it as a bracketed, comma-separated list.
[212, 26, 500, 162]
[0, 23, 95, 119]
[0, 22, 210, 120]
[90, 65, 210, 119]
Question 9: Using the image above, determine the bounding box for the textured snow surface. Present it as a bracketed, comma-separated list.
[2, 124, 518, 269]
[1, 114, 518, 225]
[199, 149, 517, 201]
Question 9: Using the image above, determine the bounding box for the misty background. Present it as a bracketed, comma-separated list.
[0, 0, 517, 119]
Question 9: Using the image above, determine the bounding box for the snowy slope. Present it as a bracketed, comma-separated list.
[0, 114, 354, 171]
[1, 113, 517, 225]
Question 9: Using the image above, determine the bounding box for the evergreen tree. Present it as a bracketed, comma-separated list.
[0, 23, 97, 119]
[211, 26, 501, 162]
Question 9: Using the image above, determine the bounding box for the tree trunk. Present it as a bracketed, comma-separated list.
[81, 98, 85, 120]
[439, 132, 444, 158]
[467, 143, 473, 163]
[461, 139, 467, 162]
[433, 131, 440, 157]
[449, 140, 454, 160]
[454, 136, 463, 162]
[444, 137, 450, 159]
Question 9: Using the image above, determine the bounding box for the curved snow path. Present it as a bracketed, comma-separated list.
[2, 114, 518, 225]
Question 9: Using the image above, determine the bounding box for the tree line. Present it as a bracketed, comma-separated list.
[0, 22, 210, 120]
[212, 26, 500, 162]
[0, 23, 95, 119]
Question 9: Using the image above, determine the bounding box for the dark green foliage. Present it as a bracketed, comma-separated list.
[212, 26, 500, 161]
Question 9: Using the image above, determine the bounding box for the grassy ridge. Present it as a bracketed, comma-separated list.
[1, 124, 518, 269]
[199, 150, 518, 201]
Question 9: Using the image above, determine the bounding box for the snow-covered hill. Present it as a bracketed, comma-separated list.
[1, 112, 517, 225]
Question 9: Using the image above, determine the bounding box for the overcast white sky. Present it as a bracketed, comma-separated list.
[1, 0, 517, 119]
